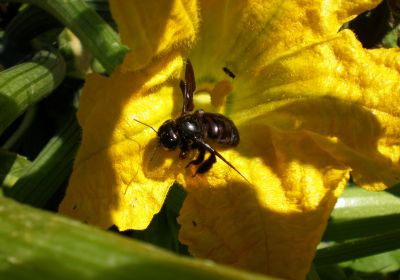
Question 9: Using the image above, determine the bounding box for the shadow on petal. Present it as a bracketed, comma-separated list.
[236, 95, 400, 190]
[141, 137, 187, 181]
[60, 56, 187, 230]
[179, 176, 346, 280]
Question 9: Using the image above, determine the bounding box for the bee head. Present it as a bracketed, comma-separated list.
[158, 119, 180, 150]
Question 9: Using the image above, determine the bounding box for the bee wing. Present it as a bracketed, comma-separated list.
[180, 59, 195, 115]
[185, 59, 196, 95]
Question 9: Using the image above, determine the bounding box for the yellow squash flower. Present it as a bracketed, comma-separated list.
[60, 0, 400, 279]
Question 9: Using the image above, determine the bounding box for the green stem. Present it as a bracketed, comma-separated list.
[20, 0, 128, 73]
[323, 213, 400, 242]
[0, 50, 65, 135]
[0, 196, 275, 280]
[323, 186, 400, 241]
[315, 229, 400, 265]
[5, 114, 80, 207]
[1, 107, 37, 150]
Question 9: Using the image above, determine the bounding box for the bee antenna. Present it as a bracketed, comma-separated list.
[133, 118, 157, 134]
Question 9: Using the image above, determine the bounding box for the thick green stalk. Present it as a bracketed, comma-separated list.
[323, 186, 400, 241]
[84, 0, 113, 22]
[315, 229, 400, 265]
[323, 214, 400, 242]
[316, 186, 400, 265]
[5, 114, 80, 207]
[1, 0, 128, 73]
[3, 5, 60, 46]
[0, 196, 276, 280]
[0, 50, 65, 135]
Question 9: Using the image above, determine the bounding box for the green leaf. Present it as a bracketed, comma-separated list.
[0, 151, 31, 189]
[0, 50, 66, 135]
[306, 264, 321, 280]
[314, 265, 348, 280]
[4, 114, 80, 207]
[165, 183, 186, 217]
[0, 196, 277, 280]
[127, 184, 188, 255]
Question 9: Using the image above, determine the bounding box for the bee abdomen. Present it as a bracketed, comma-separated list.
[197, 110, 240, 146]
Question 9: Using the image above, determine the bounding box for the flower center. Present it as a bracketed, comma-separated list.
[194, 79, 233, 114]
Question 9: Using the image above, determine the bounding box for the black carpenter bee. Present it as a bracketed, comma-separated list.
[136, 60, 247, 181]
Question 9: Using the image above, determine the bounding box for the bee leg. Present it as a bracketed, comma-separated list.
[200, 141, 250, 183]
[186, 148, 205, 168]
[194, 152, 216, 176]
[179, 149, 188, 159]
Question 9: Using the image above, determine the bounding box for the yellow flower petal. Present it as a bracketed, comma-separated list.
[176, 1, 400, 279]
[110, 0, 199, 72]
[190, 0, 381, 76]
[231, 30, 400, 190]
[60, 1, 400, 280]
[60, 56, 186, 230]
[60, 0, 200, 232]
[179, 125, 350, 279]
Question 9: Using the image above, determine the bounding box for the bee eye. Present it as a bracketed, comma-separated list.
[160, 134, 179, 149]
[158, 120, 179, 149]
